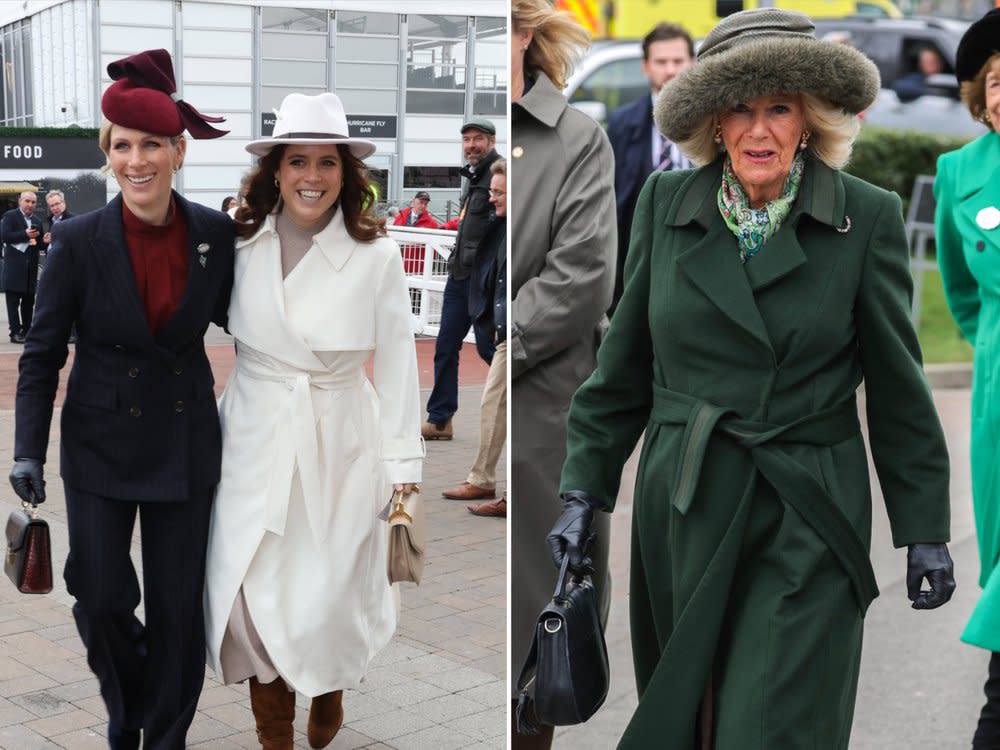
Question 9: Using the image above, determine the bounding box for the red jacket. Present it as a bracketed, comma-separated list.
[393, 208, 439, 229]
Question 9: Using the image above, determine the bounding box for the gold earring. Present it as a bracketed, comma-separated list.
[799, 130, 811, 151]
[713, 123, 722, 144]
[984, 111, 993, 124]
[274, 178, 279, 188]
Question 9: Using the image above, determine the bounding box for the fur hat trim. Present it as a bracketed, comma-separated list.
[656, 31, 879, 143]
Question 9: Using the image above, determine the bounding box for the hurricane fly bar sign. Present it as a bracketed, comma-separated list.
[261, 114, 397, 140]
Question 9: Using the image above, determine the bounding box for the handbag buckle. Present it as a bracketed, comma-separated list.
[388, 494, 412, 524]
[543, 617, 562, 634]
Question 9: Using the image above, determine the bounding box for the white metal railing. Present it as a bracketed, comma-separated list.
[388, 225, 472, 341]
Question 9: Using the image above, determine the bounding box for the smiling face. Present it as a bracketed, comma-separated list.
[719, 93, 805, 208]
[986, 67, 1000, 129]
[488, 173, 506, 218]
[275, 144, 344, 228]
[107, 125, 184, 225]
[462, 129, 495, 165]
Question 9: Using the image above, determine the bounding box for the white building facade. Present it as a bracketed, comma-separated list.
[0, 0, 507, 217]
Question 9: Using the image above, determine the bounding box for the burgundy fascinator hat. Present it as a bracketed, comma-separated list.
[101, 48, 228, 139]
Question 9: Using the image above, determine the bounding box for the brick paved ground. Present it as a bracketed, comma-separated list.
[0, 329, 506, 750]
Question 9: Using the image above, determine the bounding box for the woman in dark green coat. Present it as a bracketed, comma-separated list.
[547, 9, 956, 749]
[935, 9, 1000, 747]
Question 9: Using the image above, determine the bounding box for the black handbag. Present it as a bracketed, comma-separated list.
[515, 553, 610, 733]
[4, 503, 53, 594]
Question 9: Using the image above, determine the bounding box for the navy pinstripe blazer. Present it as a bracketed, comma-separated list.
[14, 192, 235, 501]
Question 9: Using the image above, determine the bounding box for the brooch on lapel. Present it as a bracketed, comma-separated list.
[197, 242, 210, 268]
[977, 207, 1000, 231]
[835, 215, 852, 234]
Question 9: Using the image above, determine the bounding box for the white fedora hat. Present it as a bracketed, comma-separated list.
[245, 92, 377, 160]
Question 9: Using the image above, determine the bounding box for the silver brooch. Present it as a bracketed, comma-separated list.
[197, 243, 210, 253]
[199, 255, 208, 268]
[836, 215, 852, 234]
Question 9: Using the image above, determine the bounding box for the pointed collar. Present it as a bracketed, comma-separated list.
[513, 72, 566, 128]
[955, 131, 1000, 200]
[239, 207, 360, 272]
[669, 153, 847, 233]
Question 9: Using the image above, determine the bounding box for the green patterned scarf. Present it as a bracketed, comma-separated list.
[718, 152, 804, 263]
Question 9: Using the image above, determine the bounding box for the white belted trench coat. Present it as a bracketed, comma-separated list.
[204, 210, 423, 697]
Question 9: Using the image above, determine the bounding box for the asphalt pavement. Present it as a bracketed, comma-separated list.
[0, 322, 505, 750]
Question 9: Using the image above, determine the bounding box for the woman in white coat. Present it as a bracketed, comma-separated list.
[203, 92, 423, 750]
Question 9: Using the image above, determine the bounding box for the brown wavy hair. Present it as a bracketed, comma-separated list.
[960, 52, 1000, 130]
[235, 143, 386, 241]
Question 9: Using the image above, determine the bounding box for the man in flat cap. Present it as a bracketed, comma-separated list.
[422, 118, 502, 441]
[393, 190, 440, 229]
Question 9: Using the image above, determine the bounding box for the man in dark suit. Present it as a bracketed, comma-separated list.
[0, 191, 45, 343]
[42, 190, 76, 342]
[606, 22, 694, 314]
[42, 189, 73, 245]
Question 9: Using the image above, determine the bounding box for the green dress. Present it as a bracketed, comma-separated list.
[561, 157, 950, 749]
[936, 131, 1000, 651]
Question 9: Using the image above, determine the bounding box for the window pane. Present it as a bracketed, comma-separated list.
[337, 11, 398, 35]
[475, 16, 506, 38]
[404, 166, 462, 189]
[338, 62, 397, 88]
[338, 88, 398, 113]
[407, 64, 465, 90]
[262, 32, 327, 59]
[409, 15, 467, 40]
[262, 84, 326, 112]
[185, 29, 252, 57]
[262, 59, 327, 87]
[567, 57, 648, 113]
[475, 65, 505, 90]
[475, 40, 505, 67]
[262, 7, 327, 32]
[473, 92, 505, 116]
[336, 36, 397, 62]
[406, 91, 464, 115]
[409, 39, 467, 67]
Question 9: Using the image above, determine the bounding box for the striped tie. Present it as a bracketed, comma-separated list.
[657, 139, 674, 171]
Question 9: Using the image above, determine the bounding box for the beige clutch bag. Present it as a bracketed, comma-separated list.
[383, 488, 426, 585]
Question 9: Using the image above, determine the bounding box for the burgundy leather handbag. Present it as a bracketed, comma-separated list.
[5, 504, 53, 594]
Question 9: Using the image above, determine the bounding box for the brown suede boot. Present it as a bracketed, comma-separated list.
[249, 676, 296, 750]
[307, 690, 344, 748]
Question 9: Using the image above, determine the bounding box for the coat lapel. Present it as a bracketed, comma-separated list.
[156, 192, 220, 349]
[672, 163, 774, 354]
[89, 196, 154, 345]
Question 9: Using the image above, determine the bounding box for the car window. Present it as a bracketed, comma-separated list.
[567, 57, 648, 115]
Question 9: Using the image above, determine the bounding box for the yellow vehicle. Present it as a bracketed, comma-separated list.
[556, 0, 902, 39]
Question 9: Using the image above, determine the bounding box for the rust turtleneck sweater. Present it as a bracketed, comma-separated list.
[121, 198, 189, 334]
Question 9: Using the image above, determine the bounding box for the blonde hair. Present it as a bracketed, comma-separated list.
[98, 119, 184, 174]
[511, 0, 591, 91]
[490, 158, 506, 177]
[677, 92, 860, 170]
[960, 53, 1000, 130]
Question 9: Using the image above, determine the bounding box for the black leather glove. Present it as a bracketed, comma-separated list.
[9, 459, 45, 505]
[906, 542, 955, 610]
[546, 490, 601, 571]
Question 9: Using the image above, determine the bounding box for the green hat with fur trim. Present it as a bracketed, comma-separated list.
[655, 8, 880, 144]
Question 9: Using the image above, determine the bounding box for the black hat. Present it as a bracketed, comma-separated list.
[414, 191, 431, 201]
[956, 9, 1000, 82]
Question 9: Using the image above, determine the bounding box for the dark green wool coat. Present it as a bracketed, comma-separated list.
[560, 157, 950, 749]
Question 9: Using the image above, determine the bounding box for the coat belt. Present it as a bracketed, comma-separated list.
[237, 358, 364, 543]
[649, 384, 879, 613]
